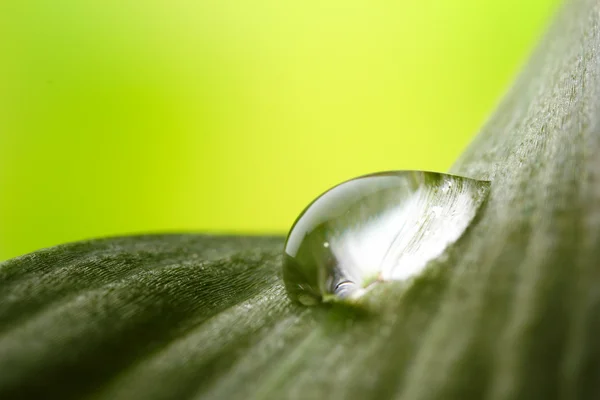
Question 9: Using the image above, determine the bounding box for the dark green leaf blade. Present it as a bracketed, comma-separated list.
[0, 235, 287, 399]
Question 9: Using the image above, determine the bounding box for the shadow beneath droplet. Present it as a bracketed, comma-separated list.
[303, 300, 375, 333]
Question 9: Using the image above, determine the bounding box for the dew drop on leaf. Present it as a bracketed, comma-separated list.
[282, 171, 490, 305]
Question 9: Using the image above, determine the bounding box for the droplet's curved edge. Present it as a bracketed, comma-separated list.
[282, 170, 492, 307]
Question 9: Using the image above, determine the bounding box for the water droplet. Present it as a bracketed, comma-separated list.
[282, 171, 490, 305]
[441, 179, 453, 193]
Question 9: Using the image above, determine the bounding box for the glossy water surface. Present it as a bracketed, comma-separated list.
[283, 171, 490, 305]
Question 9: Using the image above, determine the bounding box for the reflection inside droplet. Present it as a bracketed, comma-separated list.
[334, 280, 357, 297]
[282, 171, 490, 305]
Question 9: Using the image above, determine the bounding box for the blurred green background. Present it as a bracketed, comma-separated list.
[0, 0, 560, 261]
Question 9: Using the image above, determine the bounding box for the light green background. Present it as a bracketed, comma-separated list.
[0, 1, 560, 261]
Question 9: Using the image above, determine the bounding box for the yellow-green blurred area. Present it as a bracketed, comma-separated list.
[0, 1, 560, 261]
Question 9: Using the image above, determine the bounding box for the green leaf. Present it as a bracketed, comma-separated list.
[2, 0, 600, 399]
